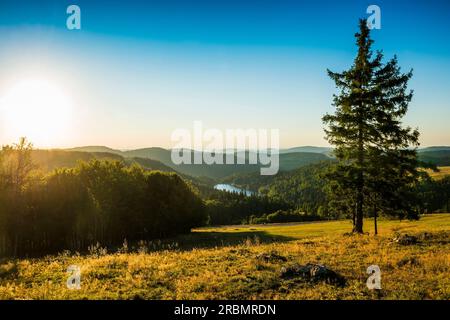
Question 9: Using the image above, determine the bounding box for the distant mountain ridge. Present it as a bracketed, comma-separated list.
[61, 145, 450, 178]
[68, 145, 334, 155]
[418, 146, 450, 153]
[66, 146, 123, 155]
[64, 146, 332, 178]
[280, 146, 333, 154]
[68, 145, 450, 155]
[418, 150, 450, 166]
[32, 149, 175, 174]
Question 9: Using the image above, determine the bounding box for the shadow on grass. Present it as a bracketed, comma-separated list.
[0, 231, 296, 258]
[161, 230, 297, 251]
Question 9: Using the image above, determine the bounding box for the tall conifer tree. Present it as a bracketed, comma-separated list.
[323, 19, 420, 233]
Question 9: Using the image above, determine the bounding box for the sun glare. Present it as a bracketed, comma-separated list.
[0, 78, 73, 147]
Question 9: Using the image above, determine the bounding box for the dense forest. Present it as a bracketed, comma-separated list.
[205, 191, 292, 225]
[222, 161, 450, 219]
[0, 139, 205, 256]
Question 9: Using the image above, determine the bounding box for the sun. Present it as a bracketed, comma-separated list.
[0, 78, 73, 147]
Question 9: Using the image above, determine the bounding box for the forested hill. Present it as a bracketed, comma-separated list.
[223, 161, 335, 216]
[65, 146, 331, 179]
[31, 150, 175, 173]
[418, 150, 450, 166]
[63, 145, 450, 178]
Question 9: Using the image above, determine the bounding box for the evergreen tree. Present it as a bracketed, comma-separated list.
[323, 19, 420, 233]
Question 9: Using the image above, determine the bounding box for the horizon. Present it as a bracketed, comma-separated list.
[30, 144, 450, 152]
[1, 0, 450, 149]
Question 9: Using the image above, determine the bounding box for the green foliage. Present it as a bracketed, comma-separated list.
[0, 143, 206, 257]
[205, 191, 292, 225]
[323, 19, 421, 232]
[416, 176, 450, 213]
[221, 161, 354, 220]
[260, 161, 334, 217]
[418, 150, 450, 166]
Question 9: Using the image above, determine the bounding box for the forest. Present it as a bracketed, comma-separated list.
[0, 139, 205, 256]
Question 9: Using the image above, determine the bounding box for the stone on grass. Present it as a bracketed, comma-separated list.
[280, 263, 346, 286]
[256, 251, 287, 263]
[392, 234, 419, 245]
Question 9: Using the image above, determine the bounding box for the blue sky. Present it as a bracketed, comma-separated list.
[0, 0, 449, 148]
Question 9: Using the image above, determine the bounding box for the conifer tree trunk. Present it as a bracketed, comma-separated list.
[354, 125, 364, 233]
[374, 206, 378, 235]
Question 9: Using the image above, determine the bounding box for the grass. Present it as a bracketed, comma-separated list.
[424, 166, 450, 180]
[0, 214, 448, 300]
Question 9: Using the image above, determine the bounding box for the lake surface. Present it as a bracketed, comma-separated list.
[214, 184, 254, 196]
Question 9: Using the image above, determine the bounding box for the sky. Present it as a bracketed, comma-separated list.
[0, 0, 449, 149]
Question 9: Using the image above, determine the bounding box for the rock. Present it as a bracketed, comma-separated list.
[280, 263, 346, 286]
[396, 256, 420, 267]
[392, 234, 419, 245]
[256, 251, 287, 262]
[418, 232, 433, 241]
[342, 232, 353, 237]
[0, 262, 18, 278]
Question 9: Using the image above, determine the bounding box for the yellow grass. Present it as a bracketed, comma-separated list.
[0, 214, 449, 300]
[424, 166, 450, 180]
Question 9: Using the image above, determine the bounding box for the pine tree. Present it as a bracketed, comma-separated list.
[323, 19, 420, 233]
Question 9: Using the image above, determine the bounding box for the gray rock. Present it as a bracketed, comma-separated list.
[256, 251, 287, 262]
[392, 234, 419, 245]
[280, 263, 346, 286]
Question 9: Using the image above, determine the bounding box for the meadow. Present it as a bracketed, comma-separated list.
[0, 214, 448, 300]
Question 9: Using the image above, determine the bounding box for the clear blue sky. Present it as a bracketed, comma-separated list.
[0, 0, 449, 148]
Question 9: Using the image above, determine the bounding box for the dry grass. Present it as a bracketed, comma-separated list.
[0, 214, 448, 300]
[424, 166, 450, 180]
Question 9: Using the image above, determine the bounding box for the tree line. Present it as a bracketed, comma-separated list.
[205, 190, 292, 225]
[255, 161, 449, 220]
[0, 138, 206, 257]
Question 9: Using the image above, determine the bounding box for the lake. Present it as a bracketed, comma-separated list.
[214, 184, 255, 196]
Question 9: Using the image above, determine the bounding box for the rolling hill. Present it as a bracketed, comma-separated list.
[280, 146, 332, 154]
[418, 150, 450, 166]
[32, 150, 123, 172]
[31, 150, 175, 174]
[60, 145, 450, 179]
[418, 146, 450, 153]
[62, 146, 332, 179]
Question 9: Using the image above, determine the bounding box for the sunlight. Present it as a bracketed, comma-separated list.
[0, 78, 73, 147]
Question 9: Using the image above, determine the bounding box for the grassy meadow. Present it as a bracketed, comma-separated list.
[0, 214, 448, 300]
